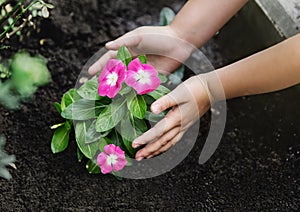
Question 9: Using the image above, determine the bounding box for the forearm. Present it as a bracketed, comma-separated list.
[170, 0, 248, 48]
[217, 34, 300, 99]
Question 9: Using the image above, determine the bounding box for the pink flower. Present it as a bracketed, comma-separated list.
[97, 144, 127, 174]
[125, 58, 160, 95]
[98, 59, 126, 98]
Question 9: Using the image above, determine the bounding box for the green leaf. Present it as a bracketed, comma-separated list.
[75, 120, 104, 159]
[96, 97, 127, 132]
[61, 99, 104, 121]
[110, 128, 122, 146]
[61, 89, 81, 112]
[0, 136, 16, 180]
[117, 46, 132, 66]
[158, 73, 168, 84]
[85, 120, 111, 144]
[99, 137, 113, 152]
[138, 55, 147, 64]
[86, 159, 101, 174]
[143, 95, 155, 106]
[119, 84, 132, 96]
[51, 123, 70, 154]
[147, 85, 170, 100]
[126, 156, 133, 166]
[77, 148, 84, 162]
[77, 77, 102, 100]
[126, 91, 146, 119]
[160, 7, 176, 26]
[11, 52, 51, 97]
[54, 102, 62, 113]
[120, 115, 148, 142]
[168, 65, 184, 85]
[145, 111, 166, 122]
[0, 82, 20, 110]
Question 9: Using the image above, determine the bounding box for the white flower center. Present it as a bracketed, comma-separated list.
[134, 70, 151, 84]
[107, 154, 118, 165]
[106, 72, 119, 86]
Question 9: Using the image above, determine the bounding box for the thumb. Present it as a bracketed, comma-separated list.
[106, 30, 141, 50]
[151, 94, 177, 114]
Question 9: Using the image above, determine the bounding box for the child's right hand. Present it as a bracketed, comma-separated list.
[88, 26, 193, 75]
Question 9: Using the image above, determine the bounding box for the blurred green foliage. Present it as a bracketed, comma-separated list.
[0, 51, 51, 109]
[0, 135, 16, 180]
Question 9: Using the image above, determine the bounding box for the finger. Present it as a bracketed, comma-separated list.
[135, 126, 180, 160]
[151, 93, 177, 114]
[132, 107, 180, 148]
[147, 133, 183, 159]
[105, 30, 141, 50]
[88, 50, 117, 75]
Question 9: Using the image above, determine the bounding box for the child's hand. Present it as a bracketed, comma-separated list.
[132, 75, 211, 161]
[88, 26, 192, 75]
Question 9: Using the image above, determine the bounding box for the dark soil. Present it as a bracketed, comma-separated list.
[0, 0, 299, 211]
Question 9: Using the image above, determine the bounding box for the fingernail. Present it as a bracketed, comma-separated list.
[152, 104, 161, 114]
[106, 41, 114, 46]
[136, 157, 143, 161]
[132, 144, 139, 149]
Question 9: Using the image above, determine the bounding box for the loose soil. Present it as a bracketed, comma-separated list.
[0, 0, 299, 211]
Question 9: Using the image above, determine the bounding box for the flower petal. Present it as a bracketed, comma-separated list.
[113, 158, 127, 172]
[126, 59, 161, 95]
[128, 58, 143, 71]
[100, 162, 113, 174]
[98, 59, 126, 98]
[115, 145, 126, 159]
[104, 144, 116, 155]
[97, 152, 107, 166]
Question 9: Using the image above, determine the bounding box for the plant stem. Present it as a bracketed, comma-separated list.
[0, 0, 24, 27]
[0, 0, 39, 42]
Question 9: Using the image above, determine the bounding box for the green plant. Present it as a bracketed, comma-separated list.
[51, 47, 169, 176]
[0, 51, 51, 109]
[0, 0, 54, 45]
[0, 135, 16, 180]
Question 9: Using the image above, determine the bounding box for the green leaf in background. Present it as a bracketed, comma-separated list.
[75, 120, 105, 159]
[99, 137, 113, 152]
[159, 7, 176, 26]
[138, 55, 147, 64]
[0, 82, 20, 110]
[168, 65, 185, 85]
[51, 123, 71, 154]
[86, 159, 101, 174]
[110, 129, 122, 147]
[147, 85, 170, 100]
[117, 46, 132, 67]
[77, 77, 102, 100]
[61, 89, 81, 112]
[61, 99, 105, 121]
[0, 136, 16, 180]
[54, 102, 62, 113]
[158, 73, 168, 84]
[0, 63, 11, 79]
[126, 91, 146, 119]
[96, 97, 127, 132]
[85, 120, 111, 144]
[11, 52, 51, 97]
